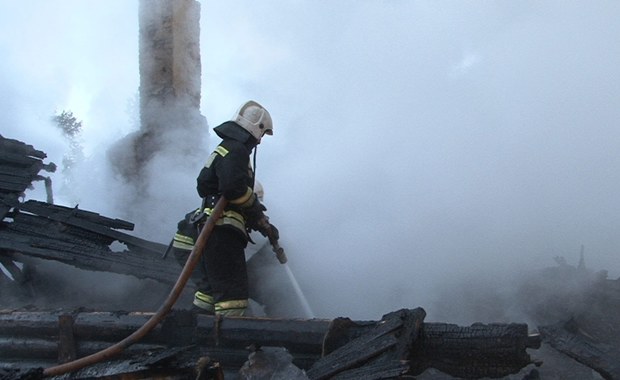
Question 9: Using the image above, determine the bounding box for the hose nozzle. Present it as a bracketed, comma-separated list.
[273, 243, 287, 264]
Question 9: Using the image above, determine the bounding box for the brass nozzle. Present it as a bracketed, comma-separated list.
[274, 246, 287, 264]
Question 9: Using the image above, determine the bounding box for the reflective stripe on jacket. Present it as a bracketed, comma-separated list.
[196, 132, 256, 236]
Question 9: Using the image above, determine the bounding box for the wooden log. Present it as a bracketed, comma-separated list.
[0, 337, 164, 361]
[0, 310, 331, 352]
[57, 315, 77, 363]
[0, 308, 540, 378]
[0, 337, 58, 359]
[410, 322, 537, 379]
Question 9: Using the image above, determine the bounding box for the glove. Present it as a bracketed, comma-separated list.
[244, 197, 267, 231]
[267, 223, 280, 241]
[255, 218, 279, 241]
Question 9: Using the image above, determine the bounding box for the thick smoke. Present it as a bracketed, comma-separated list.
[200, 1, 620, 321]
[1, 1, 619, 326]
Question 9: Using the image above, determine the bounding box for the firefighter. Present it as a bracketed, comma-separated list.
[169, 179, 269, 306]
[191, 100, 277, 316]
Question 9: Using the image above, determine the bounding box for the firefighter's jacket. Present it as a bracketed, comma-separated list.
[196, 121, 257, 237]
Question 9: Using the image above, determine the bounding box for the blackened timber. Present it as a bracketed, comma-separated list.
[1, 237, 178, 286]
[17, 200, 167, 254]
[0, 135, 47, 160]
[330, 360, 409, 380]
[1, 206, 178, 285]
[0, 193, 19, 220]
[410, 322, 536, 379]
[0, 135, 54, 221]
[18, 200, 133, 231]
[306, 311, 405, 379]
[0, 308, 540, 377]
[57, 315, 77, 363]
[306, 308, 426, 380]
[1, 134, 52, 220]
[194, 314, 330, 355]
[540, 321, 620, 380]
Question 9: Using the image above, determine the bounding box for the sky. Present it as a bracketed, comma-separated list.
[1, 1, 619, 322]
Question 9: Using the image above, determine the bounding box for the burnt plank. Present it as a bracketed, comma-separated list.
[0, 175, 33, 191]
[9, 211, 115, 247]
[0, 230, 179, 285]
[0, 135, 47, 159]
[20, 200, 134, 230]
[0, 151, 45, 168]
[65, 348, 197, 379]
[306, 313, 405, 380]
[18, 201, 166, 254]
[386, 308, 426, 361]
[331, 360, 409, 380]
[306, 334, 397, 380]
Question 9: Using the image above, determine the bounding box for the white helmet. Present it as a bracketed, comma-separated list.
[233, 100, 273, 141]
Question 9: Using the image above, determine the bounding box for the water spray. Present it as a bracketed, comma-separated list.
[283, 264, 315, 318]
[264, 229, 315, 318]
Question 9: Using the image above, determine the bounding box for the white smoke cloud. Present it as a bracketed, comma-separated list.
[1, 1, 619, 322]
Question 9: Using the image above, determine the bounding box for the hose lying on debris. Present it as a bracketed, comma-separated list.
[43, 198, 229, 377]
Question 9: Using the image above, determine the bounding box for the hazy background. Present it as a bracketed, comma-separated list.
[1, 1, 619, 323]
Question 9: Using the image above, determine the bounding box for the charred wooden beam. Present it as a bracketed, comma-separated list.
[1, 135, 54, 220]
[0, 135, 47, 160]
[0, 308, 540, 378]
[410, 322, 540, 379]
[1, 206, 179, 285]
[306, 309, 424, 379]
[57, 315, 77, 364]
[17, 200, 166, 253]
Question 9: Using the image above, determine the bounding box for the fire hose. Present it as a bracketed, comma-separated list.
[43, 198, 229, 377]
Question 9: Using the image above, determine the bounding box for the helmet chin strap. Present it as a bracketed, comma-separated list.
[251, 144, 258, 190]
